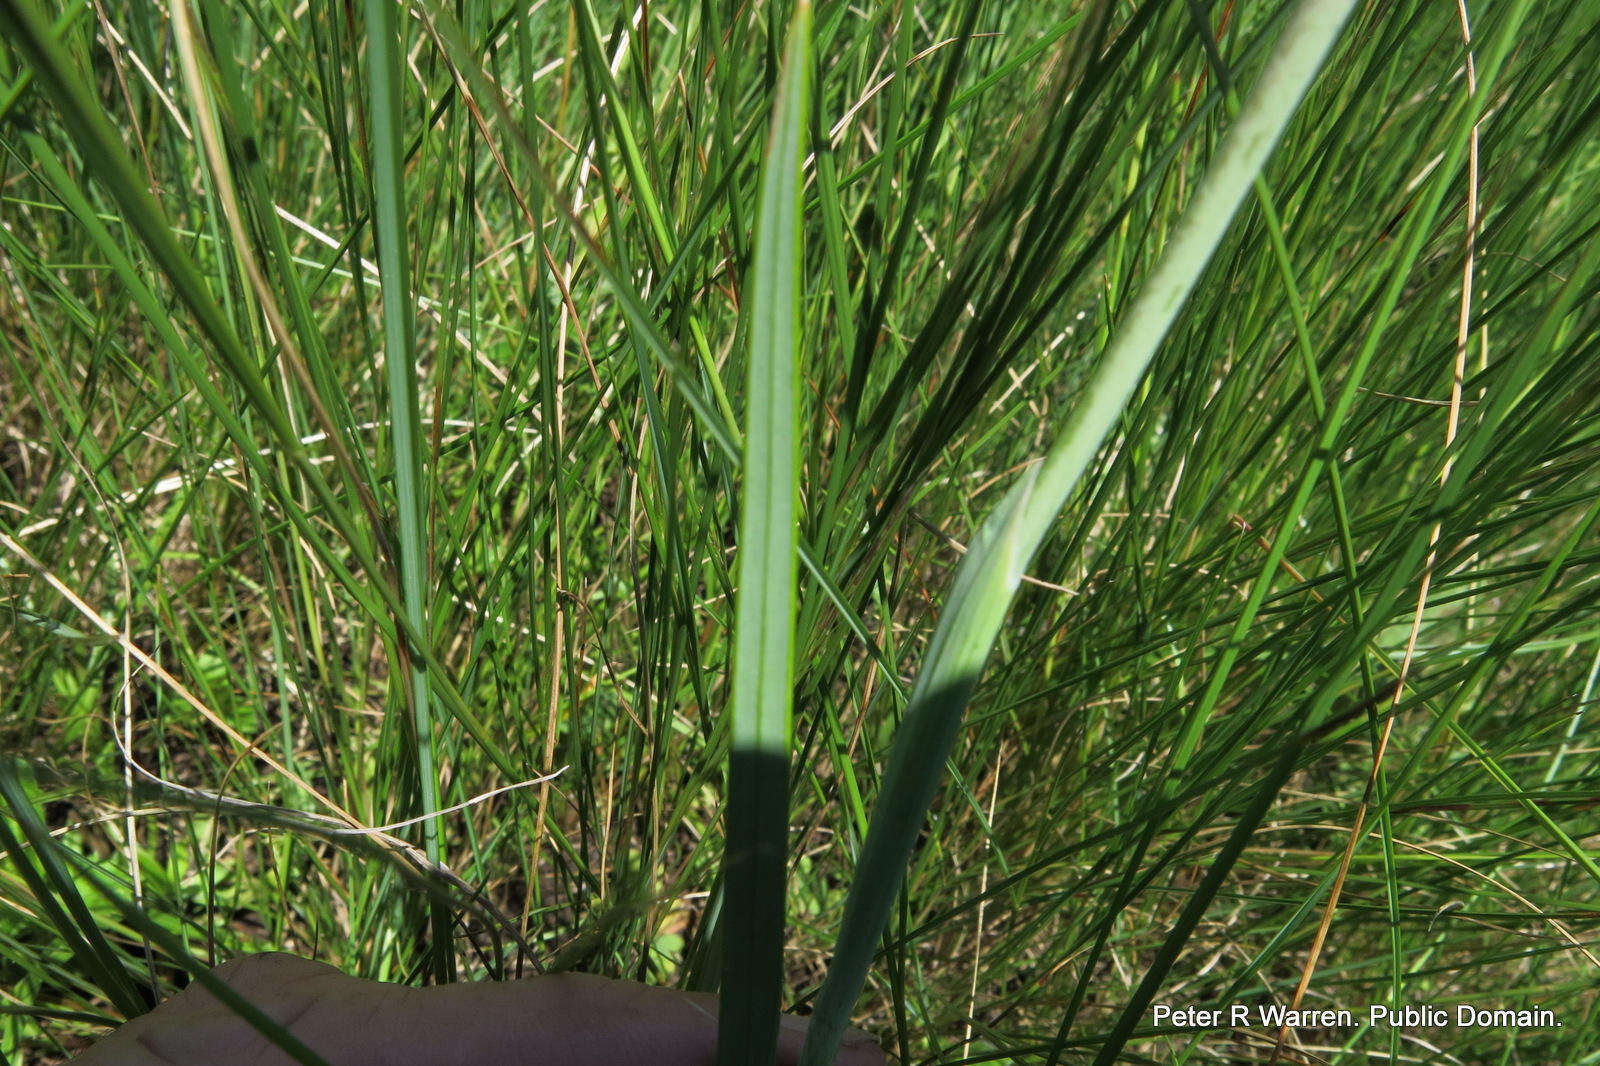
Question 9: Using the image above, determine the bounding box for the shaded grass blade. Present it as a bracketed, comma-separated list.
[798, 3, 1360, 1063]
[717, 4, 810, 1064]
[2, 775, 336, 1066]
[0, 763, 148, 1018]
[363, 0, 451, 982]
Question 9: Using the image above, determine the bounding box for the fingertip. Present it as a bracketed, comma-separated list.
[207, 952, 343, 992]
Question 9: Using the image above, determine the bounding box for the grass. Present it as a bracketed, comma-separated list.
[3, 0, 1600, 1063]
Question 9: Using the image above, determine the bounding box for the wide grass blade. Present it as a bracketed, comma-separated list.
[798, 3, 1360, 1063]
[717, 4, 810, 1064]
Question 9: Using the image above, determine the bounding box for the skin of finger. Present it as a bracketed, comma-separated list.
[69, 955, 379, 1066]
[71, 954, 882, 1066]
[355, 971, 883, 1066]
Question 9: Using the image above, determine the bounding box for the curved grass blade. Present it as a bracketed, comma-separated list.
[717, 4, 810, 1065]
[798, 3, 1360, 1063]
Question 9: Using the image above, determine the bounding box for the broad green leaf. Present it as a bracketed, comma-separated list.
[718, 4, 810, 1064]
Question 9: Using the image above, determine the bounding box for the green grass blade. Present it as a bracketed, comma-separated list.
[363, 0, 451, 982]
[798, 3, 1360, 1062]
[0, 764, 147, 1018]
[7, 0, 1600, 1060]
[717, 4, 810, 1064]
[0, 0, 82, 123]
[41, 819, 336, 1066]
[564, 0, 740, 435]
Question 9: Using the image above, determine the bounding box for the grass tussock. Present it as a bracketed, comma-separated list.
[3, 0, 1600, 1062]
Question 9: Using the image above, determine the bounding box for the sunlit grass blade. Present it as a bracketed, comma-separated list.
[799, 2, 1360, 1062]
[717, 4, 810, 1064]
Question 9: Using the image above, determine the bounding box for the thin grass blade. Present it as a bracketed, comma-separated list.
[717, 4, 810, 1064]
[0, 763, 148, 1018]
[363, 0, 450, 981]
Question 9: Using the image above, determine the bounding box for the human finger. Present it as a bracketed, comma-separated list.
[70, 953, 884, 1066]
